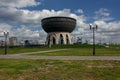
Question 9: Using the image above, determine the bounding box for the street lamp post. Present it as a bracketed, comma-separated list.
[89, 24, 98, 56]
[4, 32, 9, 55]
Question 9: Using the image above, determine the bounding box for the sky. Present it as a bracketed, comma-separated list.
[0, 0, 120, 44]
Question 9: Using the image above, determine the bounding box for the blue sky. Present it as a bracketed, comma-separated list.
[36, 0, 120, 20]
[0, 0, 120, 44]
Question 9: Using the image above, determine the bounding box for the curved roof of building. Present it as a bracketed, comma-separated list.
[41, 16, 76, 33]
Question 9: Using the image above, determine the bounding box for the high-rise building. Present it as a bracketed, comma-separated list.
[9, 37, 18, 46]
[0, 40, 5, 46]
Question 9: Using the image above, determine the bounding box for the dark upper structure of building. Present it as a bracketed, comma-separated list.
[41, 16, 76, 45]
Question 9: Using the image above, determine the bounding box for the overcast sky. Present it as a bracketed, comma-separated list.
[0, 0, 120, 44]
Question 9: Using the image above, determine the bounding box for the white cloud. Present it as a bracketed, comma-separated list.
[94, 8, 113, 21]
[0, 23, 12, 36]
[0, 8, 86, 26]
[93, 20, 120, 43]
[75, 9, 84, 14]
[94, 20, 120, 31]
[0, 7, 87, 41]
[0, 0, 40, 8]
[95, 8, 110, 17]
[72, 19, 120, 44]
[0, 4, 120, 44]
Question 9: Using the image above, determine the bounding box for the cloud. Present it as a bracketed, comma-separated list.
[0, 23, 12, 35]
[94, 20, 120, 31]
[0, 7, 87, 41]
[12, 26, 39, 37]
[95, 8, 110, 17]
[0, 8, 86, 26]
[0, 2, 120, 44]
[72, 19, 120, 44]
[94, 8, 113, 21]
[75, 9, 84, 14]
[0, 0, 40, 8]
[93, 20, 120, 43]
[12, 26, 47, 41]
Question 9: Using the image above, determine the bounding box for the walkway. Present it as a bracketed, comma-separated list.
[0, 55, 120, 60]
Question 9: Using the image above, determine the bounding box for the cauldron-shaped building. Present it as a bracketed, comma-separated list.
[41, 16, 76, 45]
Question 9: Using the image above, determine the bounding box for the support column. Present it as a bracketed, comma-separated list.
[46, 32, 73, 45]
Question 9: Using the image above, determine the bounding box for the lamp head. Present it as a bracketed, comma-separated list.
[4, 31, 9, 35]
[96, 24, 98, 30]
[89, 24, 92, 30]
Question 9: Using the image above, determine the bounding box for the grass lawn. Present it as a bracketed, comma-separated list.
[0, 44, 120, 56]
[0, 59, 120, 80]
[30, 48, 120, 56]
[0, 47, 53, 55]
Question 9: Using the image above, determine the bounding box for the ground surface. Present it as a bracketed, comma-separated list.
[0, 45, 120, 56]
[0, 45, 120, 80]
[0, 49, 120, 60]
[0, 59, 120, 80]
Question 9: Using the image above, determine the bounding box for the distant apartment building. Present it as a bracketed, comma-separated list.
[38, 40, 46, 45]
[0, 40, 5, 46]
[34, 39, 45, 45]
[9, 37, 18, 46]
[24, 39, 45, 45]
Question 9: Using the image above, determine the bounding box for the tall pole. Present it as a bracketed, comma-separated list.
[89, 24, 98, 56]
[4, 32, 9, 55]
[5, 34, 7, 55]
[93, 28, 95, 56]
